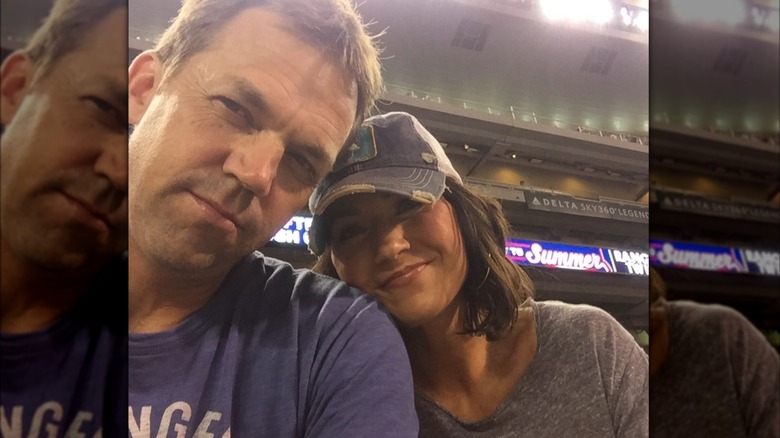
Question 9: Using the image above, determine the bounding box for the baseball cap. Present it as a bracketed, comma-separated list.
[307, 111, 462, 256]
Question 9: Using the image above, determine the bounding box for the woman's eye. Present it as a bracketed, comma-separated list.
[397, 199, 423, 215]
[332, 224, 365, 244]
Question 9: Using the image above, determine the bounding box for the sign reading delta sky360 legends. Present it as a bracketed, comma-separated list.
[524, 190, 649, 223]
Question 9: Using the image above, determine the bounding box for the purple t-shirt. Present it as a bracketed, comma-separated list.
[128, 253, 418, 437]
[0, 259, 128, 438]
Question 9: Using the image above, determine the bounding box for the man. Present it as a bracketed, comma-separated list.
[0, 0, 128, 436]
[127, 0, 417, 436]
[649, 267, 780, 437]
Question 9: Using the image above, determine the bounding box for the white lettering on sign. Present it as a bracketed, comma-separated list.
[271, 215, 313, 246]
[743, 249, 780, 276]
[612, 250, 649, 275]
[655, 242, 744, 272]
[524, 243, 613, 272]
[542, 198, 579, 210]
[506, 247, 524, 257]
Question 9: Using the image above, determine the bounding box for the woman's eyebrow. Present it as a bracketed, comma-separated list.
[327, 207, 359, 224]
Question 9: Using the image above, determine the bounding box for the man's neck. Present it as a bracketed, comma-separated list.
[0, 244, 93, 333]
[127, 241, 232, 334]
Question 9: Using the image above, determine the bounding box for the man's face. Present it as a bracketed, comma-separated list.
[0, 9, 129, 272]
[128, 8, 357, 274]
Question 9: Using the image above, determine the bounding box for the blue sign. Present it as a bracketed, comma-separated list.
[650, 239, 746, 273]
[742, 248, 780, 276]
[650, 239, 779, 276]
[505, 239, 648, 276]
[270, 215, 312, 246]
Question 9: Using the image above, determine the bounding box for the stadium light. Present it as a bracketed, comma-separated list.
[633, 10, 649, 32]
[539, 0, 614, 25]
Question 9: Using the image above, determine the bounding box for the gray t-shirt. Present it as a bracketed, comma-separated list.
[416, 300, 649, 437]
[650, 300, 780, 438]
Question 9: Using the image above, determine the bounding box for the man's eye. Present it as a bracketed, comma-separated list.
[213, 96, 253, 127]
[83, 96, 124, 129]
[85, 96, 119, 117]
[290, 153, 318, 183]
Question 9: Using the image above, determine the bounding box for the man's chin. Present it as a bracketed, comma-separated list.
[149, 245, 243, 275]
[27, 249, 109, 273]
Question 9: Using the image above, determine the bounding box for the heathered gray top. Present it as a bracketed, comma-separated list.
[416, 299, 649, 437]
[649, 300, 780, 438]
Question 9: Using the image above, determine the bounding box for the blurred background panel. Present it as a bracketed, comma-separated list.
[1, 1, 55, 60]
[649, 0, 780, 350]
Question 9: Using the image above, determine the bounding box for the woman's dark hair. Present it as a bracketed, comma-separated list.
[312, 177, 534, 341]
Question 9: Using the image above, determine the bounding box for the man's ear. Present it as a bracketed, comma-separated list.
[128, 50, 163, 125]
[0, 52, 34, 125]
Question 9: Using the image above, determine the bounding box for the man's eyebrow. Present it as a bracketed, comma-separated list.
[224, 75, 335, 168]
[225, 75, 270, 115]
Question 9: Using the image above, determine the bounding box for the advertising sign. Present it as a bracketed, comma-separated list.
[505, 239, 648, 276]
[653, 189, 780, 224]
[270, 215, 312, 247]
[525, 190, 649, 223]
[649, 240, 746, 273]
[742, 249, 780, 276]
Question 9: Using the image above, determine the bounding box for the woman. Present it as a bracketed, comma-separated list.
[308, 111, 648, 436]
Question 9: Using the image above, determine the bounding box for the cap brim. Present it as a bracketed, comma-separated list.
[307, 167, 446, 255]
[312, 166, 446, 215]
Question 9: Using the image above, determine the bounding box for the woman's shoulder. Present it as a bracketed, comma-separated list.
[535, 299, 622, 332]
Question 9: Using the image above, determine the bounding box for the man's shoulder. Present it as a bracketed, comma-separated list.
[241, 252, 370, 300]
[229, 252, 392, 329]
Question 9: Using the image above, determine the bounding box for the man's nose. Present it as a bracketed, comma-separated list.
[222, 131, 285, 197]
[94, 133, 128, 193]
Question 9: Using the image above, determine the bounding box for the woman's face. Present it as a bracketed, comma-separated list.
[326, 192, 468, 328]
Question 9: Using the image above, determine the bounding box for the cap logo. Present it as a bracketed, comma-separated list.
[421, 152, 436, 164]
[332, 125, 377, 173]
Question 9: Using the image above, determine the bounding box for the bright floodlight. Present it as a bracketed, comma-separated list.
[540, 0, 614, 25]
[633, 10, 649, 32]
[621, 7, 633, 25]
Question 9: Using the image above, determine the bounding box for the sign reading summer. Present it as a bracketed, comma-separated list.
[649, 239, 780, 276]
[505, 239, 648, 276]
